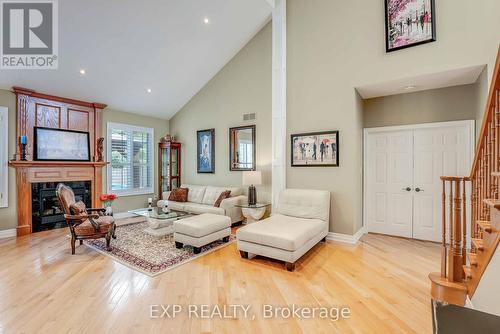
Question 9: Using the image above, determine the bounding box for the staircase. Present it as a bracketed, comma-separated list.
[429, 45, 500, 306]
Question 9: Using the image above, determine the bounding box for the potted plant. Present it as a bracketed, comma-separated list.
[100, 193, 118, 216]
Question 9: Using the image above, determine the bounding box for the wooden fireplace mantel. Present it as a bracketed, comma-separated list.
[9, 161, 108, 168]
[10, 87, 108, 236]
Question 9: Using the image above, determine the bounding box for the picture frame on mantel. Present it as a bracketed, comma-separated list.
[291, 130, 339, 167]
[197, 128, 215, 173]
[385, 0, 436, 52]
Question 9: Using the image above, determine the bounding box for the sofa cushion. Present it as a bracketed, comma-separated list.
[181, 184, 206, 204]
[174, 213, 231, 237]
[183, 202, 225, 216]
[168, 188, 188, 202]
[166, 201, 186, 212]
[202, 186, 226, 205]
[236, 214, 326, 251]
[277, 189, 330, 222]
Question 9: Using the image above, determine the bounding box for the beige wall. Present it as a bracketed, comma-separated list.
[0, 88, 169, 231]
[102, 110, 169, 213]
[363, 84, 478, 128]
[0, 89, 18, 230]
[286, 0, 500, 234]
[474, 68, 490, 140]
[169, 23, 272, 201]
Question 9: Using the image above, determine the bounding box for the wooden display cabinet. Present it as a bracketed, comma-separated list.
[158, 141, 181, 195]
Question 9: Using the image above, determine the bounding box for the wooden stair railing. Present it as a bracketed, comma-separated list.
[430, 45, 500, 306]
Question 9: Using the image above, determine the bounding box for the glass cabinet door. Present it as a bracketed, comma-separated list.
[171, 147, 178, 177]
[161, 146, 170, 191]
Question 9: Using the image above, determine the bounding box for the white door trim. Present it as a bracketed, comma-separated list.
[363, 120, 475, 236]
[0, 106, 8, 208]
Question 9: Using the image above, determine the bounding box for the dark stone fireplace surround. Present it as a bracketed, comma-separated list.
[31, 181, 92, 232]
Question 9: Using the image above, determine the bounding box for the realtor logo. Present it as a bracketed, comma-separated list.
[1, 0, 58, 69]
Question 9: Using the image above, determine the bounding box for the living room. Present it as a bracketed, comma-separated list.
[1, 0, 500, 333]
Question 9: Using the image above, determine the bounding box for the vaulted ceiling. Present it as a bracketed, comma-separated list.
[0, 0, 272, 119]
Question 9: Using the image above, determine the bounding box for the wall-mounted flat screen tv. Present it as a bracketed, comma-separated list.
[34, 127, 91, 161]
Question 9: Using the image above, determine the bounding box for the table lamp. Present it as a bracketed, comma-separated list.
[242, 171, 262, 205]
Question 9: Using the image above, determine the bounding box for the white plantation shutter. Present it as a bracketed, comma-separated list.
[107, 123, 154, 196]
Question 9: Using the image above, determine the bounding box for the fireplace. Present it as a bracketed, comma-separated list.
[31, 181, 92, 232]
[8, 87, 108, 236]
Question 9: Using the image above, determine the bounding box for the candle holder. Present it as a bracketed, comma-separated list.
[19, 136, 27, 161]
[20, 143, 27, 161]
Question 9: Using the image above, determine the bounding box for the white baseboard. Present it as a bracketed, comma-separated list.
[326, 227, 366, 244]
[0, 228, 16, 239]
[465, 296, 474, 309]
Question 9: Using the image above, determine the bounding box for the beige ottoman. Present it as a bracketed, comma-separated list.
[174, 213, 231, 254]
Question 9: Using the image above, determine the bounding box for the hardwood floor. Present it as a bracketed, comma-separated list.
[0, 229, 439, 334]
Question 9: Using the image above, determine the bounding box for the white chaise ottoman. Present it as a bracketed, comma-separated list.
[174, 213, 231, 254]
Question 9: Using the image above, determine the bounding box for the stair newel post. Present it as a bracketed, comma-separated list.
[448, 180, 455, 280]
[462, 178, 468, 266]
[452, 180, 464, 282]
[441, 178, 447, 278]
[471, 177, 477, 241]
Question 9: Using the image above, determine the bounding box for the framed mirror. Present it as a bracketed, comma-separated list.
[229, 125, 256, 171]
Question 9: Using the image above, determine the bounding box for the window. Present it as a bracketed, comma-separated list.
[0, 107, 7, 208]
[106, 122, 154, 196]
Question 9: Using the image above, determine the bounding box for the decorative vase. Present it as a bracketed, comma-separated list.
[105, 206, 113, 216]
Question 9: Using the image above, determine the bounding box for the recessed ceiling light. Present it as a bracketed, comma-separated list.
[203, 17, 210, 24]
[404, 85, 416, 90]
[147, 88, 152, 93]
[79, 69, 86, 75]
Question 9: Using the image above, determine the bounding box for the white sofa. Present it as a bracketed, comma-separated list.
[236, 189, 330, 271]
[157, 184, 247, 224]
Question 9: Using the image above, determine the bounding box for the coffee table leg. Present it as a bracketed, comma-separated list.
[175, 241, 183, 249]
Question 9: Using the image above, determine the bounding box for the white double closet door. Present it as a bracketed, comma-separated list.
[364, 121, 474, 242]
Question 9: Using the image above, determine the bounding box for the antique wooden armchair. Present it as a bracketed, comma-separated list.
[56, 183, 116, 254]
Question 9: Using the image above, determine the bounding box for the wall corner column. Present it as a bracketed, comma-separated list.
[271, 0, 287, 209]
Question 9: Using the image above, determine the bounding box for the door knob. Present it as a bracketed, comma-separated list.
[415, 187, 423, 192]
[402, 187, 412, 192]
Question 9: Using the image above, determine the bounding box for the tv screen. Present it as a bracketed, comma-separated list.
[34, 127, 91, 161]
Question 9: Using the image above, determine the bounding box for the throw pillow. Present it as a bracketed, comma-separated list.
[168, 188, 189, 202]
[69, 201, 87, 215]
[214, 190, 231, 207]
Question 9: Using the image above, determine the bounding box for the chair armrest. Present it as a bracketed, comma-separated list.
[64, 213, 99, 221]
[87, 208, 106, 214]
[64, 213, 100, 229]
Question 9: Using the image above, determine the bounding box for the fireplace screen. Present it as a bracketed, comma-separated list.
[31, 182, 92, 232]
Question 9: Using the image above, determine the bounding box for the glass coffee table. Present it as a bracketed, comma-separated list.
[128, 208, 195, 237]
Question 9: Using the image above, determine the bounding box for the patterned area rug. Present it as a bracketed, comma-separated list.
[85, 222, 235, 276]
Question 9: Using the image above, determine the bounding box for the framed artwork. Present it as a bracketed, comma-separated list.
[197, 128, 215, 173]
[34, 127, 91, 161]
[291, 131, 339, 167]
[385, 0, 436, 52]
